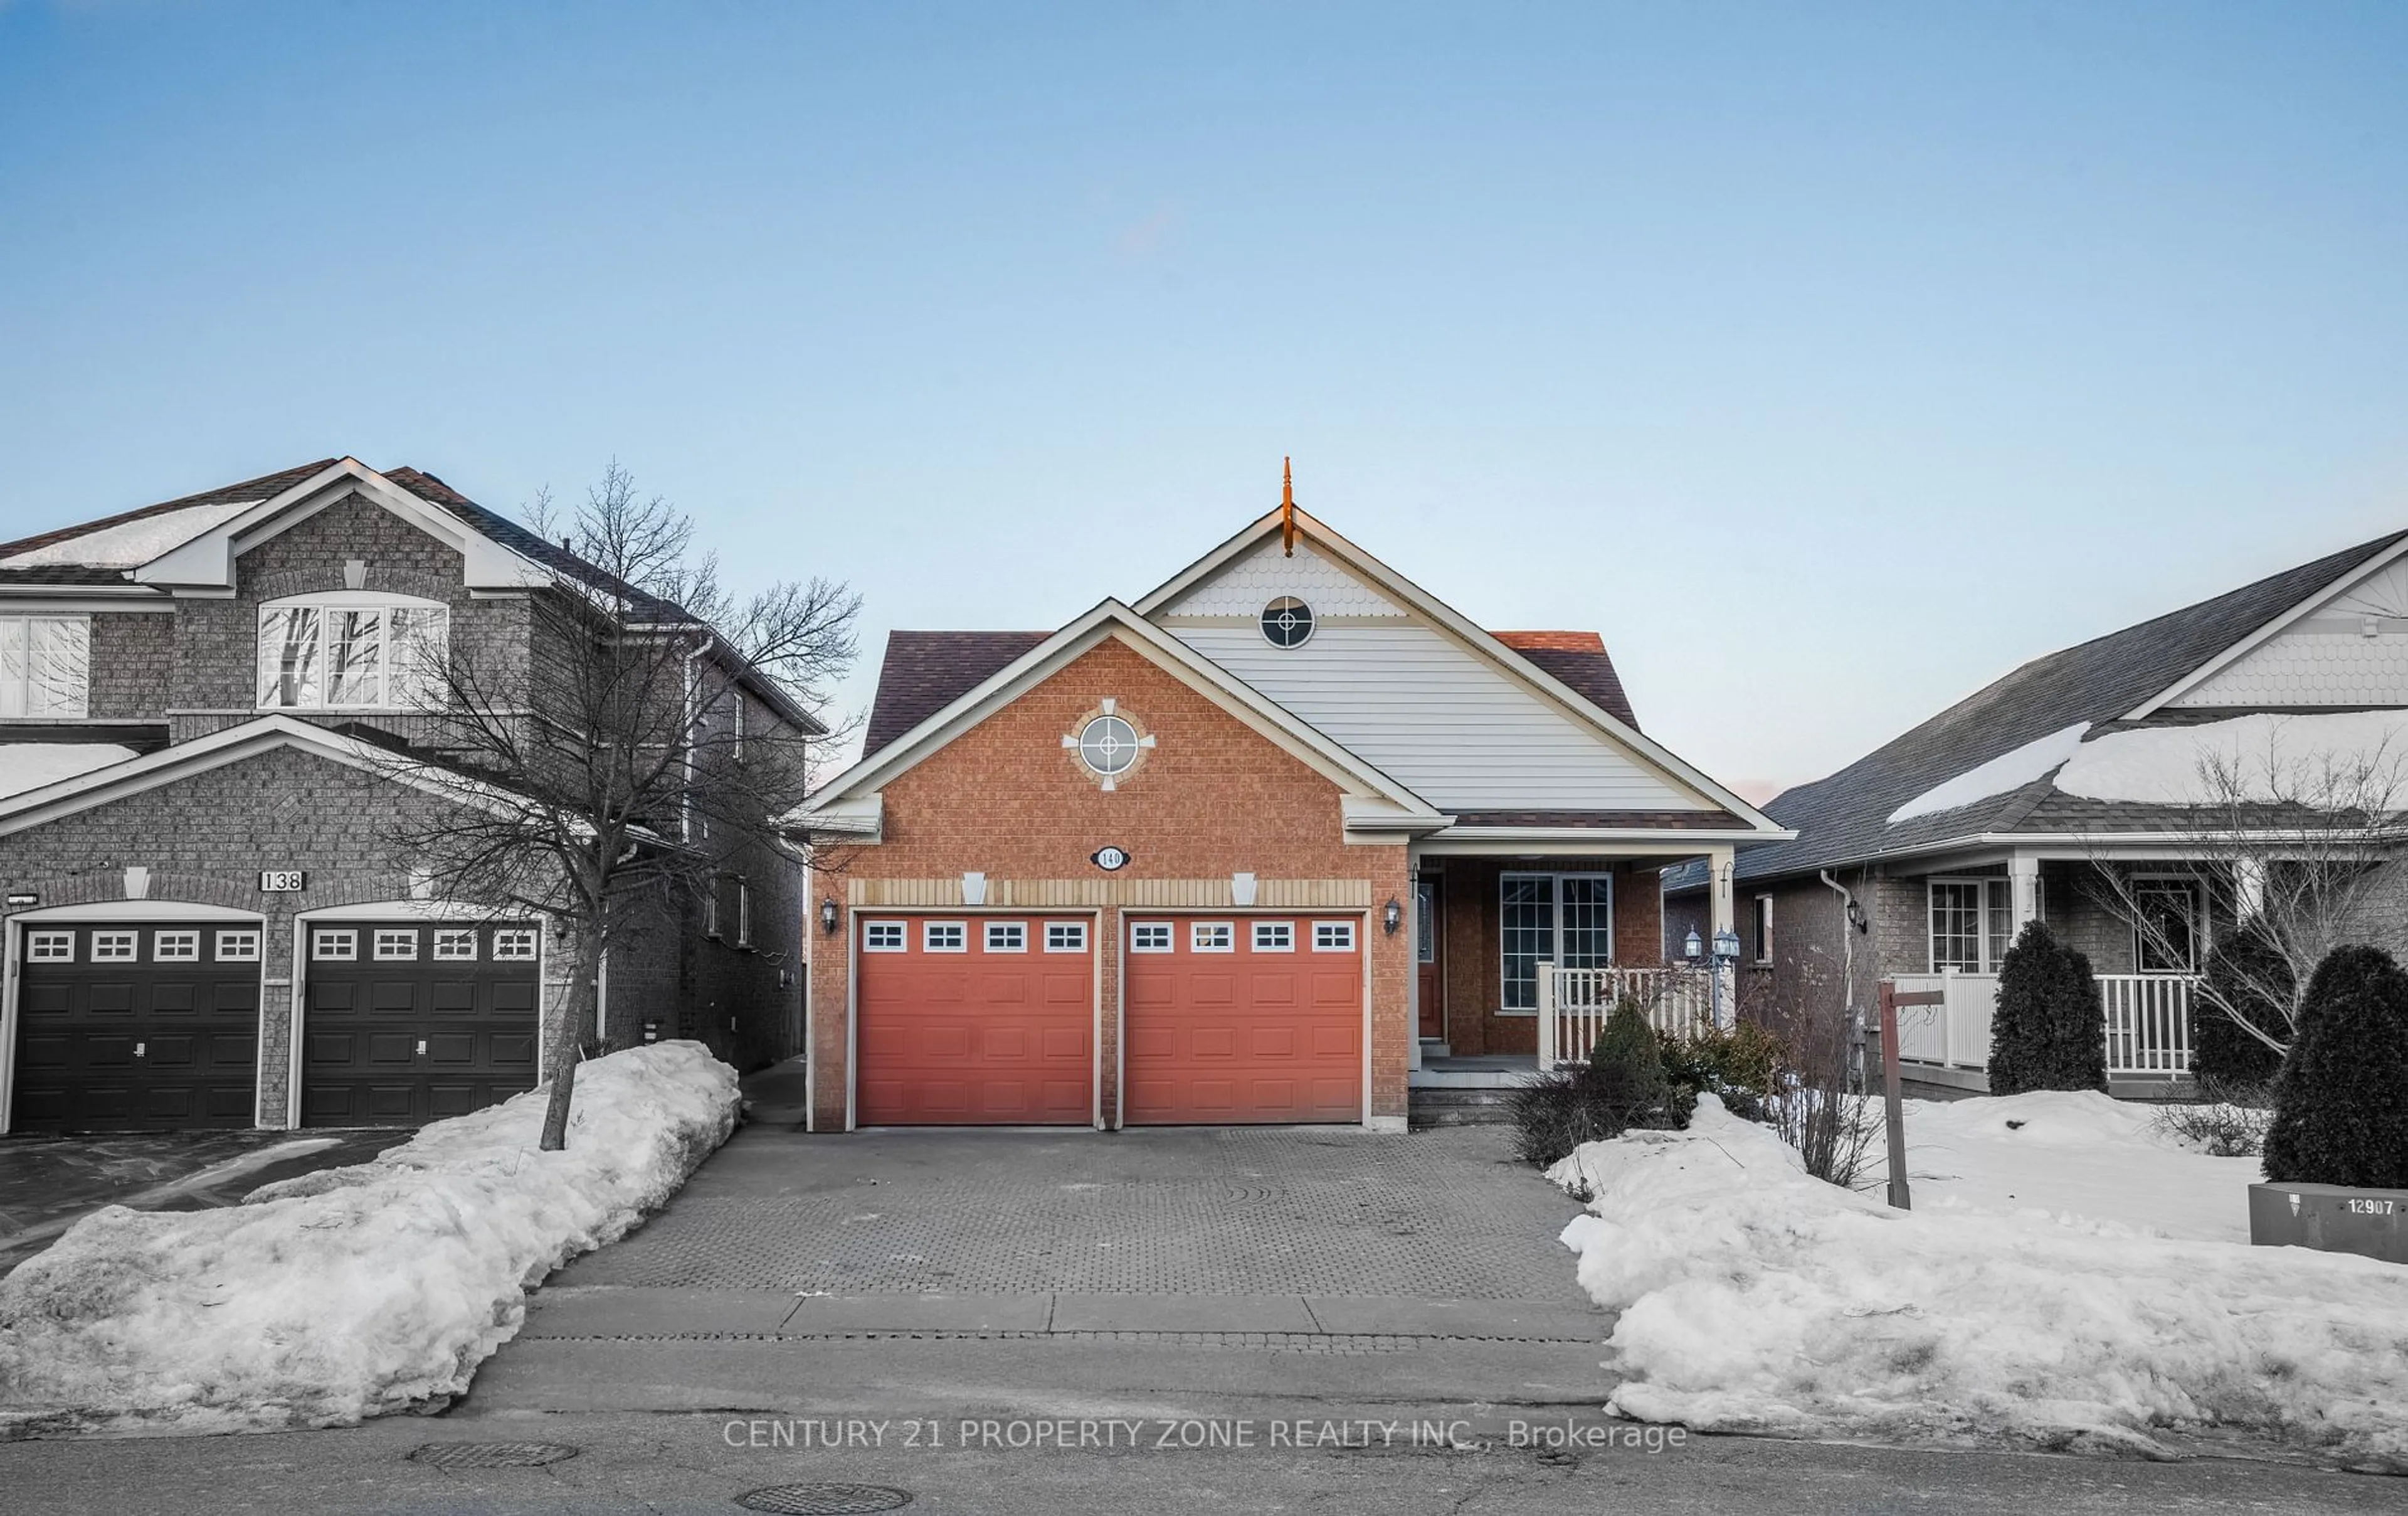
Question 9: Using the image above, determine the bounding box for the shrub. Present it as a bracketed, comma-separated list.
[1662, 1021, 1784, 1121]
[2193, 927, 2290, 1084]
[1988, 921, 2107, 1095]
[2263, 946, 2408, 1188]
[1508, 1000, 1689, 1167]
[2151, 1075, 2276, 1157]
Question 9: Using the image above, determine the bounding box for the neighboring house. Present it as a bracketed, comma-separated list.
[0, 458, 815, 1134]
[792, 489, 1789, 1132]
[1667, 526, 2408, 1095]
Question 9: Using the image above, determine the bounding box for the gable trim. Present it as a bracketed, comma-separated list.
[2125, 534, 2408, 719]
[795, 599, 1445, 829]
[1135, 506, 1785, 834]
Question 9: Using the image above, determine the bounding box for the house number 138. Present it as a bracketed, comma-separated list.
[258, 869, 307, 893]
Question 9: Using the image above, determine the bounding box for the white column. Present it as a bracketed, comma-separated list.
[2234, 857, 2267, 923]
[2009, 852, 2041, 940]
[1708, 847, 1736, 1031]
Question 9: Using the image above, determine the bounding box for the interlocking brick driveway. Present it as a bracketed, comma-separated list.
[551, 1123, 1587, 1299]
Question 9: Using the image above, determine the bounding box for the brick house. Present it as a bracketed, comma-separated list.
[0, 458, 815, 1133]
[1666, 526, 2408, 1095]
[793, 487, 1789, 1131]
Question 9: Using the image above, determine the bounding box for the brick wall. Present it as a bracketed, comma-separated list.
[808, 635, 1412, 1130]
[87, 612, 175, 720]
[1420, 856, 1657, 1056]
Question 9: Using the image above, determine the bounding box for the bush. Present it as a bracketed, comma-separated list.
[1987, 921, 2107, 1095]
[2263, 946, 2408, 1188]
[2194, 927, 2290, 1084]
[1508, 1000, 1689, 1167]
[2152, 1075, 2276, 1157]
[1662, 1021, 1785, 1121]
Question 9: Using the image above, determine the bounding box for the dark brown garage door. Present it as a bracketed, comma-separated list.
[302, 921, 541, 1127]
[11, 920, 261, 1132]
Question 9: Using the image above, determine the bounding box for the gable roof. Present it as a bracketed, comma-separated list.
[863, 631, 1051, 753]
[1494, 632, 1637, 729]
[1721, 525, 2408, 885]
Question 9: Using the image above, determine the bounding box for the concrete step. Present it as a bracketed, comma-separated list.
[1408, 1086, 1519, 1128]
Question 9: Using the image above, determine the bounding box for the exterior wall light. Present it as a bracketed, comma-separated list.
[818, 898, 839, 935]
[1682, 926, 1703, 961]
[1712, 928, 1742, 963]
[1381, 897, 1403, 935]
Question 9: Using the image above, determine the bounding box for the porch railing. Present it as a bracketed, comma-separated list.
[1886, 970, 2197, 1079]
[1536, 962, 1719, 1068]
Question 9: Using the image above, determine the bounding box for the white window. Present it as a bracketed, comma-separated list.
[1928, 879, 2012, 972]
[1191, 921, 1234, 953]
[924, 921, 967, 953]
[2132, 877, 2204, 975]
[1077, 713, 1141, 777]
[1130, 921, 1173, 953]
[256, 595, 448, 711]
[1500, 873, 1610, 1010]
[0, 616, 90, 719]
[736, 880, 752, 949]
[1313, 920, 1356, 953]
[433, 928, 478, 961]
[1260, 596, 1314, 649]
[27, 930, 73, 962]
[312, 928, 357, 961]
[153, 930, 199, 962]
[92, 930, 137, 961]
[214, 929, 261, 962]
[492, 928, 538, 962]
[1045, 921, 1087, 953]
[1751, 895, 1774, 965]
[863, 921, 907, 952]
[985, 921, 1027, 953]
[373, 928, 419, 960]
[1252, 920, 1294, 952]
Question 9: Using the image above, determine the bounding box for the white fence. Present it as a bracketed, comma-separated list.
[1888, 970, 2197, 1079]
[1536, 963, 1721, 1068]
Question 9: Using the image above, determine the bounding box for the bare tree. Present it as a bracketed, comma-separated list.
[2087, 729, 2408, 1056]
[376, 463, 859, 1149]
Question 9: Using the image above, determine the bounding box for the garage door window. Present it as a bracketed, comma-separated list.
[863, 921, 907, 952]
[985, 921, 1027, 953]
[313, 929, 357, 961]
[1312, 921, 1355, 952]
[154, 930, 199, 962]
[374, 929, 419, 960]
[28, 930, 73, 962]
[1131, 922, 1173, 953]
[924, 921, 966, 952]
[93, 931, 136, 961]
[1045, 921, 1087, 952]
[433, 929, 477, 960]
[216, 930, 261, 961]
[1191, 921, 1234, 953]
[1252, 921, 1294, 951]
[493, 928, 537, 961]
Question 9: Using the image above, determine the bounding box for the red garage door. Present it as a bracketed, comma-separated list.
[855, 915, 1094, 1125]
[1123, 914, 1363, 1125]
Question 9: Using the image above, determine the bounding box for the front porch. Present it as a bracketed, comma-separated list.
[1888, 968, 2199, 1097]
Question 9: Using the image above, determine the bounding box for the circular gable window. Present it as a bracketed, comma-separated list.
[1260, 596, 1314, 649]
[1077, 714, 1140, 777]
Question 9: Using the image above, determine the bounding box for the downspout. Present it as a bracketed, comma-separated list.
[1819, 869, 1864, 1087]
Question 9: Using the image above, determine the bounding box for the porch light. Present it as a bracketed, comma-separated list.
[1682, 926, 1703, 962]
[818, 898, 839, 935]
[1712, 928, 1742, 963]
[1381, 896, 1403, 936]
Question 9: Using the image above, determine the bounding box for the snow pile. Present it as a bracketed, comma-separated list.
[0, 1042, 738, 1438]
[1888, 722, 2089, 825]
[0, 499, 256, 569]
[0, 744, 137, 801]
[2054, 709, 2408, 807]
[1551, 1095, 2408, 1467]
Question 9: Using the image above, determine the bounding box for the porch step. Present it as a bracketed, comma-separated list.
[1408, 1086, 1521, 1128]
[1418, 1037, 1452, 1060]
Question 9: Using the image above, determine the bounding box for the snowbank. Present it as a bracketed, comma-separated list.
[1888, 722, 2089, 825]
[0, 743, 137, 801]
[1551, 1096, 2408, 1468]
[0, 1042, 738, 1438]
[2054, 709, 2408, 807]
[0, 499, 255, 569]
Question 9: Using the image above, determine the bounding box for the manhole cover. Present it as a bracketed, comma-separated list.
[735, 1485, 912, 1515]
[409, 1441, 579, 1468]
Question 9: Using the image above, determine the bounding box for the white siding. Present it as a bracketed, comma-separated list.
[1172, 623, 1707, 810]
[1159, 539, 1406, 619]
[2171, 555, 2408, 709]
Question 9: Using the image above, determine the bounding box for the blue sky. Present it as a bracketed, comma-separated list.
[3, 2, 2402, 796]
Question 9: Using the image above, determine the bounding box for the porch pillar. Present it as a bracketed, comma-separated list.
[1708, 845, 1737, 1030]
[2009, 852, 2041, 940]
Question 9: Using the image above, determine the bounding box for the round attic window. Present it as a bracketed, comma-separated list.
[1077, 714, 1140, 777]
[1260, 596, 1314, 649]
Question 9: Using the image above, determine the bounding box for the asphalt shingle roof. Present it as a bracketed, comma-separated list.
[0, 458, 339, 561]
[863, 631, 1052, 753]
[1494, 632, 1638, 729]
[1702, 527, 2408, 889]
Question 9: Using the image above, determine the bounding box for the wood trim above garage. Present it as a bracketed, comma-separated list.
[845, 877, 1375, 909]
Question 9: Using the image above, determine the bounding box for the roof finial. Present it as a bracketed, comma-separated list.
[1279, 456, 1297, 558]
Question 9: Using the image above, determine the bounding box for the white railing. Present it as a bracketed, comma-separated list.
[1886, 971, 2197, 1079]
[1536, 962, 1721, 1068]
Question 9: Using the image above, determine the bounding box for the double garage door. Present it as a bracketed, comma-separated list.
[853, 913, 1362, 1126]
[6, 917, 537, 1132]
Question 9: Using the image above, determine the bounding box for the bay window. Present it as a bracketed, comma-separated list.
[1500, 871, 1614, 1012]
[257, 595, 448, 711]
[0, 615, 90, 718]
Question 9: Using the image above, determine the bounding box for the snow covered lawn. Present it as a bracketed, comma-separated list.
[1551, 1095, 2408, 1469]
[0, 1041, 738, 1438]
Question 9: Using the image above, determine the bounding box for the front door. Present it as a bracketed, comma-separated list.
[1416, 879, 1444, 1039]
